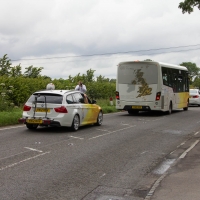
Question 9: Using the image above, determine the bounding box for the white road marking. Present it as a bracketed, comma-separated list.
[69, 136, 84, 140]
[179, 140, 199, 159]
[141, 151, 148, 154]
[24, 147, 43, 153]
[170, 150, 176, 154]
[177, 141, 186, 148]
[89, 125, 136, 140]
[194, 131, 199, 136]
[100, 173, 106, 178]
[0, 152, 50, 171]
[0, 125, 25, 131]
[144, 173, 167, 200]
[96, 129, 109, 132]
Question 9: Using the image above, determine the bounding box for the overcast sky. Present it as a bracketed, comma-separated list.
[1, 0, 200, 80]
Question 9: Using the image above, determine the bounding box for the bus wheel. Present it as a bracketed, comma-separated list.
[183, 105, 188, 110]
[183, 99, 189, 111]
[128, 110, 139, 115]
[167, 102, 172, 115]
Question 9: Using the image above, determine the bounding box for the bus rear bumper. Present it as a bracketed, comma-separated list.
[123, 105, 151, 111]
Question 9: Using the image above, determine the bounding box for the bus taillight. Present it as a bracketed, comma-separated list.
[155, 92, 161, 101]
[116, 91, 120, 100]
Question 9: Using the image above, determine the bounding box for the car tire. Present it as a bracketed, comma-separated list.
[95, 111, 103, 126]
[26, 124, 38, 130]
[71, 114, 80, 131]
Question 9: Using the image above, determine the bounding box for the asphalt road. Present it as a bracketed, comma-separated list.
[1, 107, 200, 200]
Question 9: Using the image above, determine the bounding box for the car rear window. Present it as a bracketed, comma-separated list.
[190, 89, 199, 94]
[27, 93, 63, 104]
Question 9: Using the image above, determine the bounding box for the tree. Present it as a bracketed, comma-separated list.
[23, 66, 44, 78]
[180, 62, 200, 82]
[0, 54, 12, 76]
[144, 59, 153, 61]
[179, 0, 200, 14]
[10, 64, 22, 77]
[96, 75, 109, 82]
[85, 69, 95, 82]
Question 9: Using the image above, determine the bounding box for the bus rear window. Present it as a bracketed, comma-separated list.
[118, 63, 158, 84]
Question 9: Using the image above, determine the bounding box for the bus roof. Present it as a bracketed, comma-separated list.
[118, 61, 188, 71]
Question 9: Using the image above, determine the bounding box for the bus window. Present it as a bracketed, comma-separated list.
[178, 75, 183, 92]
[168, 69, 173, 87]
[162, 67, 168, 86]
[172, 72, 177, 92]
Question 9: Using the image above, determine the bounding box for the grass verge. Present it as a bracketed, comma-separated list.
[0, 100, 119, 127]
[0, 108, 23, 127]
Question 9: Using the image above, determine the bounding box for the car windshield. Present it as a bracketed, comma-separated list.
[27, 93, 63, 104]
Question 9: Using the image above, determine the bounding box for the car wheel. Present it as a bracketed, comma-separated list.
[71, 114, 80, 131]
[95, 111, 103, 126]
[26, 124, 38, 130]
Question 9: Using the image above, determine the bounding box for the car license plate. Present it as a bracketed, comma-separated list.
[26, 119, 43, 124]
[132, 106, 142, 109]
[35, 108, 50, 112]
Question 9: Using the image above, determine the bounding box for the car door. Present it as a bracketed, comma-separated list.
[65, 94, 78, 126]
[86, 97, 99, 123]
[72, 92, 88, 125]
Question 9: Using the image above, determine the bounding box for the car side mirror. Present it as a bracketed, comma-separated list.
[92, 100, 96, 104]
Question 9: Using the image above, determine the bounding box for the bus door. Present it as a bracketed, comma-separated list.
[162, 67, 174, 108]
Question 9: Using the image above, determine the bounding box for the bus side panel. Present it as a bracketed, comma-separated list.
[173, 92, 189, 109]
[161, 86, 174, 111]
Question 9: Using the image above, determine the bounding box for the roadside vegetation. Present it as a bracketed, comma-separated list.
[1, 54, 200, 127]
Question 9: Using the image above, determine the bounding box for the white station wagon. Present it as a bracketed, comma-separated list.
[189, 89, 200, 106]
[18, 88, 103, 131]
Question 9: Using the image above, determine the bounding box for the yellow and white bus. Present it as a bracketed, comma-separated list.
[116, 61, 189, 114]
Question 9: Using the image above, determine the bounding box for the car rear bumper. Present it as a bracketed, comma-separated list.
[18, 118, 61, 127]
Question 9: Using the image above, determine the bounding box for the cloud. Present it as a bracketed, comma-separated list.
[1, 0, 200, 79]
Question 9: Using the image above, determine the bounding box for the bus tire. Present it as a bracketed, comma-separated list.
[183, 99, 189, 110]
[167, 102, 172, 115]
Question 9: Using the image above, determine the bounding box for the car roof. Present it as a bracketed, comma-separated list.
[190, 89, 199, 92]
[33, 89, 77, 95]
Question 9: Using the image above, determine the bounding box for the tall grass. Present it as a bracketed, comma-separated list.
[96, 99, 118, 113]
[0, 99, 118, 127]
[0, 108, 23, 126]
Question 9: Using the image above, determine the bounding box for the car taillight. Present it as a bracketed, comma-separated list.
[23, 105, 31, 111]
[155, 92, 161, 101]
[54, 106, 68, 113]
[193, 95, 199, 98]
[116, 91, 120, 100]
